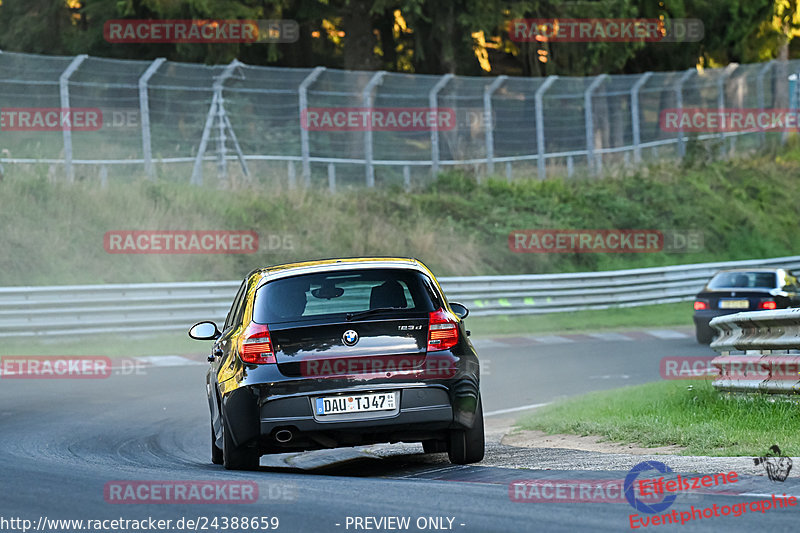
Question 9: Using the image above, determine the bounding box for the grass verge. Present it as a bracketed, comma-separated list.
[6, 142, 800, 286]
[516, 379, 800, 456]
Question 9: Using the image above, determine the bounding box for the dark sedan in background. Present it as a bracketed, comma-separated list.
[693, 268, 800, 343]
[189, 257, 483, 470]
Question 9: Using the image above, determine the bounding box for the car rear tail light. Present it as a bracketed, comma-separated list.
[758, 300, 777, 310]
[693, 300, 708, 311]
[428, 308, 459, 351]
[239, 323, 276, 364]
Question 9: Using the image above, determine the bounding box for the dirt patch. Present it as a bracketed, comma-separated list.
[502, 429, 684, 455]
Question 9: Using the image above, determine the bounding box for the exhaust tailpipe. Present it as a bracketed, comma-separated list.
[274, 429, 293, 443]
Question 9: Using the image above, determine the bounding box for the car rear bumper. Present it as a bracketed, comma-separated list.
[260, 384, 454, 432]
[219, 370, 479, 452]
[249, 383, 465, 452]
[693, 309, 742, 329]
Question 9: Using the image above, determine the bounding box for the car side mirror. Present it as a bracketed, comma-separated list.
[189, 321, 221, 340]
[449, 302, 469, 319]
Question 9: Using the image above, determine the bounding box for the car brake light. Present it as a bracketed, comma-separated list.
[759, 300, 777, 310]
[428, 308, 459, 351]
[239, 323, 276, 364]
[693, 300, 708, 310]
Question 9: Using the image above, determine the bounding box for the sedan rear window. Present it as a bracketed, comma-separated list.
[253, 268, 439, 323]
[708, 271, 777, 289]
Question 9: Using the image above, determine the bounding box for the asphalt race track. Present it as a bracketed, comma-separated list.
[1, 332, 798, 533]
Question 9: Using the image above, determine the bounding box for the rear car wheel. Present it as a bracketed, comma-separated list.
[222, 417, 260, 470]
[695, 324, 714, 344]
[447, 398, 484, 465]
[211, 425, 223, 465]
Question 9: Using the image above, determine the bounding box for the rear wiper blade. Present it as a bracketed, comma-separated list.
[346, 307, 405, 321]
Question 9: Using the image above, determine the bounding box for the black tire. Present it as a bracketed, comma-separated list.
[447, 397, 485, 465]
[222, 417, 260, 471]
[211, 424, 223, 465]
[695, 324, 714, 344]
[422, 440, 447, 454]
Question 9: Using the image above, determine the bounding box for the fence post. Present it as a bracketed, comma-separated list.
[484, 75, 507, 176]
[535, 76, 558, 179]
[675, 68, 696, 159]
[190, 60, 241, 185]
[191, 93, 218, 186]
[430, 74, 454, 177]
[217, 92, 227, 181]
[585, 74, 608, 175]
[327, 163, 336, 193]
[221, 111, 250, 182]
[717, 63, 737, 157]
[298, 66, 325, 187]
[362, 71, 387, 187]
[287, 161, 297, 189]
[139, 58, 166, 180]
[59, 54, 88, 183]
[217, 61, 243, 183]
[778, 70, 800, 144]
[99, 165, 108, 188]
[757, 61, 775, 147]
[631, 72, 653, 164]
[783, 67, 800, 146]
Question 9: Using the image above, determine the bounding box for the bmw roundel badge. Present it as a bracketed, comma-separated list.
[342, 329, 359, 346]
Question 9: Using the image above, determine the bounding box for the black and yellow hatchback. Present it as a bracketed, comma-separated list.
[189, 258, 483, 470]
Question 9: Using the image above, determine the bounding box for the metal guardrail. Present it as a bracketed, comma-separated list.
[444, 254, 800, 315]
[710, 308, 800, 395]
[5, 254, 800, 338]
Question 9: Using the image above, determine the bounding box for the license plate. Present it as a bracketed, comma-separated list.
[315, 392, 396, 415]
[719, 299, 749, 309]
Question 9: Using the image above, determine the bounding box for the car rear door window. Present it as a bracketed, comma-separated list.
[224, 280, 247, 330]
[253, 269, 439, 324]
[708, 271, 778, 289]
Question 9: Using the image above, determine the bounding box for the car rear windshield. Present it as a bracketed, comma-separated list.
[253, 268, 440, 324]
[707, 271, 777, 289]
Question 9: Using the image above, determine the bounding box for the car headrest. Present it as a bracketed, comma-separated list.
[369, 280, 407, 310]
[271, 283, 308, 318]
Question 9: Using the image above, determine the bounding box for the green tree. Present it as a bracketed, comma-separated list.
[0, 0, 74, 55]
[0, 0, 796, 76]
[501, 0, 649, 76]
[624, 0, 773, 72]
